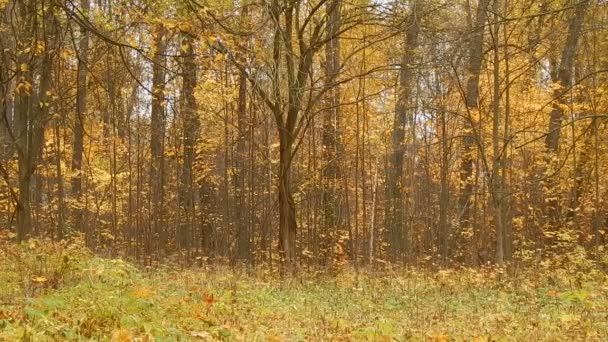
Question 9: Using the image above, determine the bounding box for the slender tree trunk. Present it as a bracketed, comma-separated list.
[369, 165, 378, 266]
[71, 0, 90, 232]
[438, 105, 450, 264]
[235, 69, 250, 262]
[179, 34, 198, 253]
[235, 6, 251, 262]
[14, 1, 32, 240]
[457, 0, 490, 262]
[502, 15, 513, 262]
[54, 123, 65, 240]
[491, 2, 504, 263]
[386, 6, 419, 262]
[321, 0, 342, 265]
[150, 23, 167, 255]
[0, 1, 16, 164]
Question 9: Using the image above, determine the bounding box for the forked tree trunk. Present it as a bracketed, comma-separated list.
[543, 1, 587, 228]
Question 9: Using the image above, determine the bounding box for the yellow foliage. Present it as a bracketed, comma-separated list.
[111, 329, 133, 342]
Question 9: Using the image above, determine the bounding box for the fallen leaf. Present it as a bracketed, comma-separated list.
[204, 293, 215, 306]
[111, 329, 133, 342]
[427, 334, 449, 342]
[31, 276, 48, 283]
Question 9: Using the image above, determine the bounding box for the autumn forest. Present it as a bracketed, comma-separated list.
[1, 0, 608, 269]
[3, 0, 608, 339]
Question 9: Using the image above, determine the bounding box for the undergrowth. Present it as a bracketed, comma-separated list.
[1, 237, 607, 341]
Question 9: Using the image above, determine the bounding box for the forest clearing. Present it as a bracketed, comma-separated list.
[1, 236, 608, 341]
[1, 0, 608, 339]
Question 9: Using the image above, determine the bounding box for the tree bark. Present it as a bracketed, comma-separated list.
[278, 130, 297, 269]
[15, 0, 55, 240]
[235, 6, 251, 262]
[150, 23, 168, 254]
[321, 0, 342, 265]
[54, 123, 65, 240]
[179, 34, 199, 252]
[491, 1, 504, 263]
[235, 67, 251, 262]
[543, 1, 587, 226]
[386, 5, 419, 262]
[457, 0, 490, 262]
[71, 0, 90, 232]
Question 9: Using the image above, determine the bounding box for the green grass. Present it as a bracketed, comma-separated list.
[1, 239, 608, 341]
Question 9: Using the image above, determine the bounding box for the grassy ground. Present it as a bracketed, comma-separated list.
[1, 238, 608, 341]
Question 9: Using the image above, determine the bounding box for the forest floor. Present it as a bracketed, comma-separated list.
[1, 238, 608, 341]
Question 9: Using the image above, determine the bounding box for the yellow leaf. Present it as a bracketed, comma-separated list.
[35, 42, 45, 55]
[32, 276, 47, 283]
[427, 334, 449, 342]
[133, 286, 154, 299]
[20, 63, 28, 72]
[265, 333, 281, 342]
[111, 329, 133, 342]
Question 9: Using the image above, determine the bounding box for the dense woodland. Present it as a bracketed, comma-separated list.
[0, 0, 607, 270]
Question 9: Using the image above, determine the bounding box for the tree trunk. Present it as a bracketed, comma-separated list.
[0, 2, 16, 164]
[179, 34, 198, 253]
[321, 0, 343, 265]
[278, 130, 297, 270]
[235, 67, 251, 262]
[386, 5, 419, 262]
[457, 0, 490, 262]
[54, 123, 65, 240]
[150, 23, 167, 255]
[438, 106, 450, 264]
[543, 1, 587, 226]
[235, 5, 251, 262]
[491, 4, 504, 263]
[15, 1, 55, 240]
[71, 0, 90, 232]
[502, 16, 513, 262]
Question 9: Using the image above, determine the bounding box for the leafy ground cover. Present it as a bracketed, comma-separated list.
[1, 238, 608, 341]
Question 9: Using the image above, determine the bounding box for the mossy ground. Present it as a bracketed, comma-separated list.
[1, 238, 607, 341]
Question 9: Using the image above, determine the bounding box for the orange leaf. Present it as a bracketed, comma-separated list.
[204, 293, 215, 306]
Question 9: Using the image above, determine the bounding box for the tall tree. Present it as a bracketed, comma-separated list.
[178, 34, 199, 253]
[490, 0, 505, 263]
[70, 0, 90, 232]
[150, 23, 168, 254]
[543, 0, 588, 227]
[321, 0, 343, 264]
[210, 0, 348, 269]
[457, 0, 490, 262]
[234, 6, 251, 262]
[386, 2, 420, 262]
[13, 0, 57, 240]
